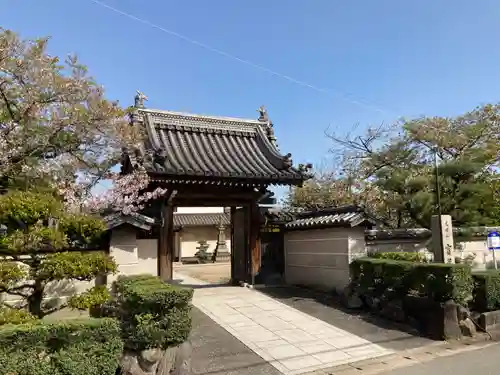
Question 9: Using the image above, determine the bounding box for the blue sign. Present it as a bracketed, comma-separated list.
[487, 231, 500, 251]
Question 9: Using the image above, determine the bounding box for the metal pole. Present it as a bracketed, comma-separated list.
[434, 147, 444, 260]
[488, 232, 500, 269]
[434, 149, 442, 217]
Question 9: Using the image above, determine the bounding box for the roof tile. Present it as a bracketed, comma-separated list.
[285, 206, 376, 229]
[128, 108, 312, 186]
[174, 213, 230, 227]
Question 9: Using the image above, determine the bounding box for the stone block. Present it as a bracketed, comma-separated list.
[402, 295, 460, 340]
[478, 310, 500, 331]
[214, 251, 231, 262]
[459, 318, 477, 337]
[431, 215, 455, 264]
[365, 296, 381, 312]
[346, 293, 363, 309]
[119, 341, 192, 375]
[169, 341, 192, 375]
[443, 300, 461, 340]
[380, 300, 406, 323]
[341, 285, 363, 309]
[457, 305, 471, 321]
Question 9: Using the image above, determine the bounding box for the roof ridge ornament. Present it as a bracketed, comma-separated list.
[257, 105, 279, 148]
[298, 163, 313, 175]
[257, 105, 269, 122]
[283, 153, 293, 168]
[134, 90, 148, 108]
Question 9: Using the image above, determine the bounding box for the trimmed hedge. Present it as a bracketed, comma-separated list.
[368, 251, 429, 263]
[472, 270, 500, 312]
[0, 318, 123, 375]
[350, 257, 473, 306]
[104, 274, 193, 351]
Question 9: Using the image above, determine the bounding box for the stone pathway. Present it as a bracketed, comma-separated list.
[190, 306, 282, 375]
[174, 272, 393, 375]
[258, 286, 434, 352]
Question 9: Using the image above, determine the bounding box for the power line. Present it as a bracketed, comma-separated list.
[90, 0, 398, 117]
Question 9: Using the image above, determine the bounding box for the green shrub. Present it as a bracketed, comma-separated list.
[68, 285, 112, 313]
[113, 273, 161, 294]
[105, 274, 193, 351]
[472, 270, 500, 312]
[350, 257, 473, 306]
[0, 307, 36, 325]
[0, 318, 123, 375]
[369, 251, 429, 263]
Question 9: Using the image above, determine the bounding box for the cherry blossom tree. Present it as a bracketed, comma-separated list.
[0, 28, 169, 215]
[63, 167, 168, 215]
[0, 28, 141, 197]
[0, 28, 158, 321]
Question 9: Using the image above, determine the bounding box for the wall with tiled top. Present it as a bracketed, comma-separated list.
[175, 206, 226, 214]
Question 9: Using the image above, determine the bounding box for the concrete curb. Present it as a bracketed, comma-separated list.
[303, 335, 497, 375]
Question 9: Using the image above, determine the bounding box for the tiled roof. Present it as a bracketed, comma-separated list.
[103, 212, 230, 231]
[365, 228, 431, 241]
[104, 212, 156, 231]
[174, 213, 230, 227]
[127, 107, 312, 186]
[365, 226, 500, 241]
[285, 206, 377, 230]
[261, 207, 296, 224]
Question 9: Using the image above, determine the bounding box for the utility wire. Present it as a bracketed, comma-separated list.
[90, 0, 398, 118]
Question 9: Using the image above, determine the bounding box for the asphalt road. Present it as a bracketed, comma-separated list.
[381, 343, 500, 375]
[189, 307, 282, 375]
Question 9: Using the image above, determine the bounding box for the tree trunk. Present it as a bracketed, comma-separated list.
[397, 210, 403, 228]
[28, 279, 44, 318]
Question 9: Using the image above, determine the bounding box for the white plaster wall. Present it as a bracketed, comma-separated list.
[366, 237, 494, 269]
[108, 226, 139, 284]
[348, 227, 368, 263]
[0, 256, 99, 307]
[366, 239, 432, 254]
[178, 226, 231, 258]
[284, 228, 350, 293]
[0, 226, 160, 307]
[176, 207, 226, 214]
[136, 239, 158, 275]
[108, 226, 158, 283]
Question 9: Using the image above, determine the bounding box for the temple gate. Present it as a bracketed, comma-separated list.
[120, 94, 312, 284]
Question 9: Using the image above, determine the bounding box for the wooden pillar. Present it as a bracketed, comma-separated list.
[230, 205, 250, 285]
[230, 207, 236, 284]
[158, 191, 176, 281]
[249, 202, 262, 284]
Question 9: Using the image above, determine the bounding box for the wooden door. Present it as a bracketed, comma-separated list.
[231, 207, 248, 284]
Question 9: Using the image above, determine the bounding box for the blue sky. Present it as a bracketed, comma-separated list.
[3, 0, 500, 198]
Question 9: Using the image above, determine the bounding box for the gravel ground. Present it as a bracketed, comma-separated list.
[174, 263, 231, 284]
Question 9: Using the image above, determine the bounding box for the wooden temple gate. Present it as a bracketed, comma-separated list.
[121, 94, 312, 284]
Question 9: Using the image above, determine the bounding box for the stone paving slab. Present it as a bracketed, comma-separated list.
[190, 306, 282, 375]
[174, 272, 393, 375]
[258, 286, 434, 352]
